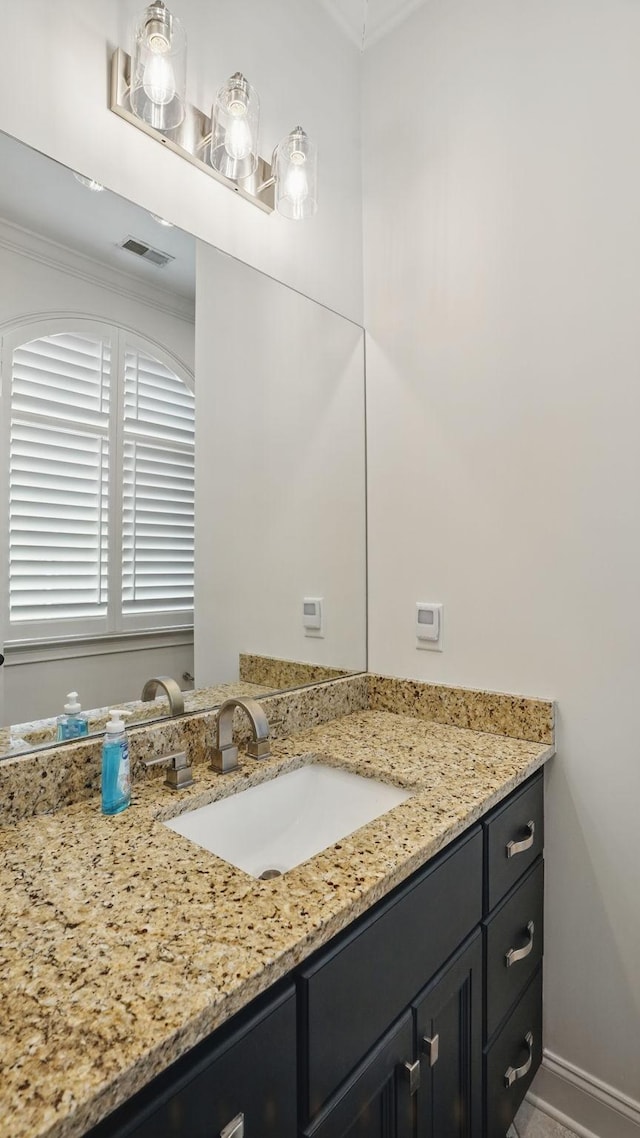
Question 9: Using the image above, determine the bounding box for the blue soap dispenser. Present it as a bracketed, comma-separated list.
[56, 692, 89, 741]
[101, 710, 131, 816]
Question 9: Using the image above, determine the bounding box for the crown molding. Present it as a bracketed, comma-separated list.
[0, 217, 195, 324]
[318, 0, 365, 50]
[319, 0, 430, 50]
[364, 0, 429, 49]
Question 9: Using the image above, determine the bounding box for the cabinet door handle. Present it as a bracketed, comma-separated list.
[422, 1033, 439, 1067]
[506, 820, 535, 858]
[401, 1059, 421, 1095]
[505, 921, 535, 968]
[504, 1032, 534, 1088]
[221, 1114, 244, 1138]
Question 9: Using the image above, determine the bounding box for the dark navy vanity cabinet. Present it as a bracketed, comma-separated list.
[87, 770, 544, 1138]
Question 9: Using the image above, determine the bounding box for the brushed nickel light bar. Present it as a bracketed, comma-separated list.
[109, 47, 276, 214]
[109, 3, 318, 219]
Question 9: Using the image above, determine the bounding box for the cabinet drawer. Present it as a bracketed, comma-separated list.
[87, 985, 297, 1138]
[485, 772, 544, 911]
[299, 827, 483, 1120]
[484, 859, 544, 1041]
[485, 968, 543, 1138]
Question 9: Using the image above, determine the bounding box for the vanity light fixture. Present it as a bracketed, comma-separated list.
[130, 2, 187, 132]
[150, 212, 174, 227]
[110, 5, 318, 220]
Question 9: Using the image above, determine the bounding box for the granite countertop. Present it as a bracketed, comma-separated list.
[0, 681, 274, 758]
[0, 708, 554, 1138]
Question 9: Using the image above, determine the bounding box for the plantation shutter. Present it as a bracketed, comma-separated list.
[121, 346, 194, 621]
[8, 332, 110, 630]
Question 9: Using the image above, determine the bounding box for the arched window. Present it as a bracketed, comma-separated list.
[2, 320, 194, 642]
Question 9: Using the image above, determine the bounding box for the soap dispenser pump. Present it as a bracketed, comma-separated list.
[56, 692, 89, 741]
[101, 710, 131, 816]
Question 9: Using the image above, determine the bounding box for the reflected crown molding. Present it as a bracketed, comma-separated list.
[0, 217, 195, 324]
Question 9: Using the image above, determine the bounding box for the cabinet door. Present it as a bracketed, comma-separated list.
[304, 1012, 415, 1138]
[86, 986, 297, 1138]
[413, 932, 482, 1138]
[300, 828, 482, 1116]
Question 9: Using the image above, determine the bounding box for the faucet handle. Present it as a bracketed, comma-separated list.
[141, 750, 194, 791]
[247, 738, 271, 759]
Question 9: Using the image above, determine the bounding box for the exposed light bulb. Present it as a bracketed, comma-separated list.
[143, 50, 176, 106]
[283, 151, 309, 213]
[224, 104, 253, 161]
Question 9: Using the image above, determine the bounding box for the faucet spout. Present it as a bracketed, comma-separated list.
[209, 697, 271, 773]
[140, 676, 185, 717]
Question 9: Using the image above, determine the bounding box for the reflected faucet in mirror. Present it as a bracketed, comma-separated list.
[141, 676, 185, 717]
[208, 698, 271, 773]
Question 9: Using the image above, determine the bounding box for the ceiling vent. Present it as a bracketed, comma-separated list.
[118, 236, 174, 268]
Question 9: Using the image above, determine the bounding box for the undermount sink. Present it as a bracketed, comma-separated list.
[163, 762, 413, 879]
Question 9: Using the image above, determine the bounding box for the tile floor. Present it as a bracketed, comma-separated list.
[509, 1100, 579, 1137]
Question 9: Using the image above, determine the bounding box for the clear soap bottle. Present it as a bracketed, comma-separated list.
[101, 710, 131, 816]
[56, 692, 89, 741]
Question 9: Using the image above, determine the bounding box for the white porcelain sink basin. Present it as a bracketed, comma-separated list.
[164, 762, 413, 878]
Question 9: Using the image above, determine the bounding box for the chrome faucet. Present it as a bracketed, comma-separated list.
[208, 698, 271, 773]
[140, 675, 185, 717]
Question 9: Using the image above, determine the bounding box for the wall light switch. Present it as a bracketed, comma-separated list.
[416, 603, 443, 651]
[303, 597, 324, 637]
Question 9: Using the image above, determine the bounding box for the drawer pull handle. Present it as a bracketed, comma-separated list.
[422, 1033, 440, 1067]
[505, 921, 535, 968]
[221, 1114, 244, 1138]
[506, 820, 535, 858]
[504, 1031, 534, 1088]
[401, 1058, 421, 1095]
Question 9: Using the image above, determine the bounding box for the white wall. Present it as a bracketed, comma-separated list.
[0, 0, 362, 324]
[363, 0, 640, 1120]
[0, 221, 195, 724]
[194, 243, 367, 686]
[5, 634, 194, 726]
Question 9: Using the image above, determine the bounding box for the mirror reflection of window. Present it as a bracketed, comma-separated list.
[5, 322, 194, 644]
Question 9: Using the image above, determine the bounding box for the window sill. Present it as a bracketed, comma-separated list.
[3, 627, 194, 666]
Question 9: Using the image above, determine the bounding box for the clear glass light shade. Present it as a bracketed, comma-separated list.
[210, 74, 260, 180]
[74, 173, 105, 193]
[274, 128, 318, 221]
[130, 3, 187, 132]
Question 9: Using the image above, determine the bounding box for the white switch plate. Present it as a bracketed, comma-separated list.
[303, 597, 324, 638]
[416, 602, 443, 651]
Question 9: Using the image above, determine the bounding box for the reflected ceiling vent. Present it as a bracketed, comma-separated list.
[118, 236, 174, 267]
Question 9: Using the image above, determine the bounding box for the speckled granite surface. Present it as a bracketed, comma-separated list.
[0, 674, 369, 826]
[0, 704, 554, 1138]
[0, 681, 275, 758]
[368, 674, 554, 744]
[0, 659, 360, 760]
[239, 653, 354, 688]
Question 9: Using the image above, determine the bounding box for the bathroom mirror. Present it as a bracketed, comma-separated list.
[0, 130, 366, 757]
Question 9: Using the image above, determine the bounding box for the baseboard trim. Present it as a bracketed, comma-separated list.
[527, 1049, 640, 1138]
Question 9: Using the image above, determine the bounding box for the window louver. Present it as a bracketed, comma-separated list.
[122, 349, 195, 618]
[9, 333, 111, 627]
[6, 328, 194, 640]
